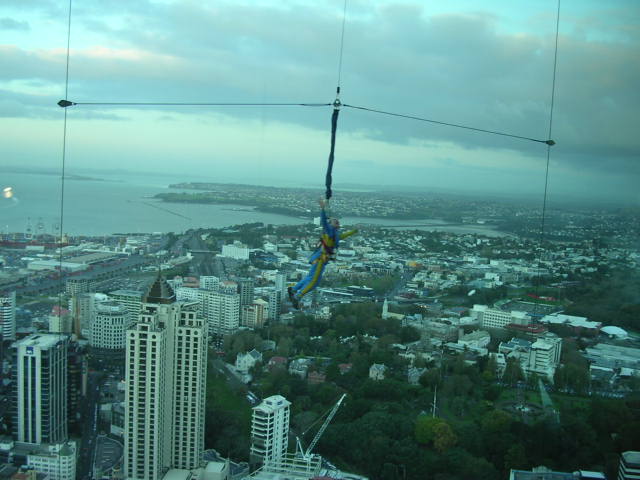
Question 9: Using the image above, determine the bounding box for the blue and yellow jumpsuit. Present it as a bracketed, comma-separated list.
[291, 208, 357, 300]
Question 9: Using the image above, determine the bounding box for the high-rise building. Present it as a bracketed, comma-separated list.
[202, 291, 240, 336]
[124, 275, 207, 480]
[199, 276, 220, 291]
[69, 292, 108, 338]
[250, 395, 291, 469]
[241, 299, 267, 329]
[49, 306, 72, 334]
[65, 277, 96, 296]
[618, 451, 640, 480]
[219, 280, 238, 295]
[0, 290, 16, 341]
[238, 278, 255, 306]
[67, 341, 86, 434]
[13, 334, 68, 444]
[268, 290, 282, 323]
[275, 273, 286, 295]
[109, 289, 144, 320]
[90, 301, 131, 350]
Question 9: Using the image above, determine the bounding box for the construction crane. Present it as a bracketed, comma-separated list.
[296, 394, 346, 460]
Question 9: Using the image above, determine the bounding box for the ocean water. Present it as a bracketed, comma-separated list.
[1, 172, 507, 237]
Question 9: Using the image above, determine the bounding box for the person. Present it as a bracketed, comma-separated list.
[288, 198, 357, 308]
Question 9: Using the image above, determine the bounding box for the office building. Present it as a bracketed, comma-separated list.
[0, 290, 16, 341]
[90, 301, 131, 350]
[69, 292, 108, 338]
[124, 275, 207, 480]
[13, 334, 68, 444]
[250, 395, 290, 469]
[67, 342, 86, 433]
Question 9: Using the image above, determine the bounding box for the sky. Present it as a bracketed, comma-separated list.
[1, 0, 639, 205]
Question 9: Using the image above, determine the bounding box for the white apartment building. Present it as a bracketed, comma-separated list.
[0, 440, 77, 480]
[202, 291, 240, 336]
[473, 304, 528, 329]
[274, 273, 286, 295]
[25, 441, 77, 480]
[124, 276, 207, 480]
[175, 286, 204, 303]
[199, 276, 220, 291]
[526, 335, 563, 381]
[0, 292, 16, 340]
[13, 334, 68, 444]
[90, 301, 131, 350]
[268, 290, 282, 323]
[250, 395, 291, 468]
[0, 290, 16, 341]
[219, 281, 238, 295]
[221, 241, 250, 260]
[49, 311, 73, 334]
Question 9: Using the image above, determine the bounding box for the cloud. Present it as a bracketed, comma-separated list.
[0, 17, 30, 31]
[0, 1, 638, 201]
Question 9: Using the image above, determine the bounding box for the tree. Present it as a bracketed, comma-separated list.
[419, 369, 441, 389]
[325, 363, 340, 382]
[504, 443, 528, 471]
[415, 416, 442, 445]
[503, 358, 524, 385]
[432, 421, 457, 453]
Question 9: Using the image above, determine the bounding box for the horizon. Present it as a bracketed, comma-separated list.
[1, 1, 638, 208]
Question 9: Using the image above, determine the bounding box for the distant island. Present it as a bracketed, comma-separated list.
[157, 182, 483, 222]
[4, 166, 112, 182]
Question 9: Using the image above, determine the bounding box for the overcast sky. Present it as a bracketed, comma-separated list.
[1, 0, 638, 205]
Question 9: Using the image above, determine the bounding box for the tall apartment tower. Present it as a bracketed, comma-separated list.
[238, 278, 255, 306]
[274, 273, 286, 295]
[199, 276, 220, 291]
[0, 290, 16, 341]
[250, 395, 291, 469]
[124, 275, 207, 480]
[268, 290, 282, 323]
[202, 291, 240, 336]
[241, 299, 267, 329]
[13, 334, 68, 444]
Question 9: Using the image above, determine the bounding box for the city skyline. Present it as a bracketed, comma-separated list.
[1, 1, 638, 204]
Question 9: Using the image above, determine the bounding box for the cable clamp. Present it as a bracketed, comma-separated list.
[58, 100, 76, 108]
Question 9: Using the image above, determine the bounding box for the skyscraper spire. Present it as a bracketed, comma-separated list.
[144, 271, 176, 304]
